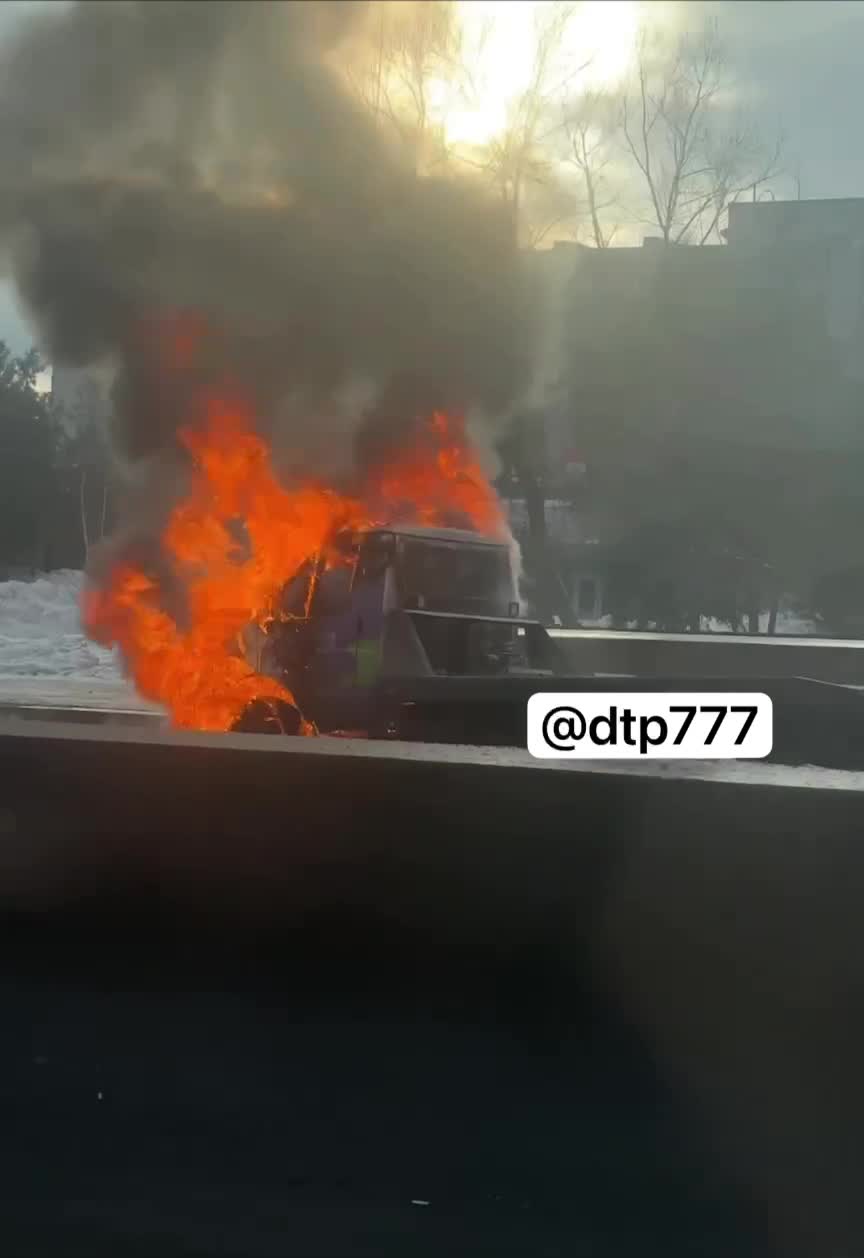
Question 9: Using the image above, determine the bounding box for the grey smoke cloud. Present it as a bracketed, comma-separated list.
[0, 0, 520, 476]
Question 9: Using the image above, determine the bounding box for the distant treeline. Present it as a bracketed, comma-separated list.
[2, 341, 863, 637]
[0, 343, 111, 578]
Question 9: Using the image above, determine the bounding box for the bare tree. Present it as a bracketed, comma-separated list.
[477, 2, 587, 246]
[347, 2, 593, 245]
[563, 90, 620, 248]
[57, 379, 112, 560]
[348, 0, 464, 175]
[621, 19, 782, 245]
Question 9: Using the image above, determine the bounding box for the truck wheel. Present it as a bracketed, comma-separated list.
[232, 698, 303, 736]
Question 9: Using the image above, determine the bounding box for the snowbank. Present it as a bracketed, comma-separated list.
[0, 570, 120, 679]
[576, 610, 820, 635]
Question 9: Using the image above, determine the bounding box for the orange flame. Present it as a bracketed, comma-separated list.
[83, 395, 506, 733]
[367, 409, 506, 538]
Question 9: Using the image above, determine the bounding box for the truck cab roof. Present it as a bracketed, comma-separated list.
[364, 524, 507, 549]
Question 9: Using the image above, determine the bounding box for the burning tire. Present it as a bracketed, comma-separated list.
[231, 698, 304, 736]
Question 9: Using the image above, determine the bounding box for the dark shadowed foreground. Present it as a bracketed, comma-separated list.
[2, 724, 863, 1256]
[0, 936, 762, 1258]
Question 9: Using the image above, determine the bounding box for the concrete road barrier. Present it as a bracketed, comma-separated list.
[0, 722, 863, 1256]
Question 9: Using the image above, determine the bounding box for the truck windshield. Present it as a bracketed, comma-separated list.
[396, 539, 511, 614]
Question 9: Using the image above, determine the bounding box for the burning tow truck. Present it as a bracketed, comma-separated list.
[83, 402, 864, 764]
[235, 522, 567, 743]
[83, 401, 570, 744]
[236, 521, 864, 762]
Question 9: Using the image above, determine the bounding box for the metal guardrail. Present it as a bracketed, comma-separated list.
[551, 628, 864, 647]
[550, 627, 864, 684]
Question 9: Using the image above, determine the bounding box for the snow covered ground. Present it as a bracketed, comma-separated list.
[0, 570, 157, 712]
[0, 570, 119, 681]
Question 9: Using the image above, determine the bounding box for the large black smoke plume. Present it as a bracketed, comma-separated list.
[0, 0, 521, 495]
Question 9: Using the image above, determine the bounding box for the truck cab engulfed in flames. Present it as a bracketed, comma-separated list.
[240, 524, 563, 739]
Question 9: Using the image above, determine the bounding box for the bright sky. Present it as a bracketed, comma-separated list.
[436, 0, 644, 148]
[1, 0, 863, 358]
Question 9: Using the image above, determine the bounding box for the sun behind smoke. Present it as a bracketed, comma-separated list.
[434, 0, 640, 149]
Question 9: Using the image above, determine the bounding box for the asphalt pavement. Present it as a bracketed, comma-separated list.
[0, 908, 773, 1258]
